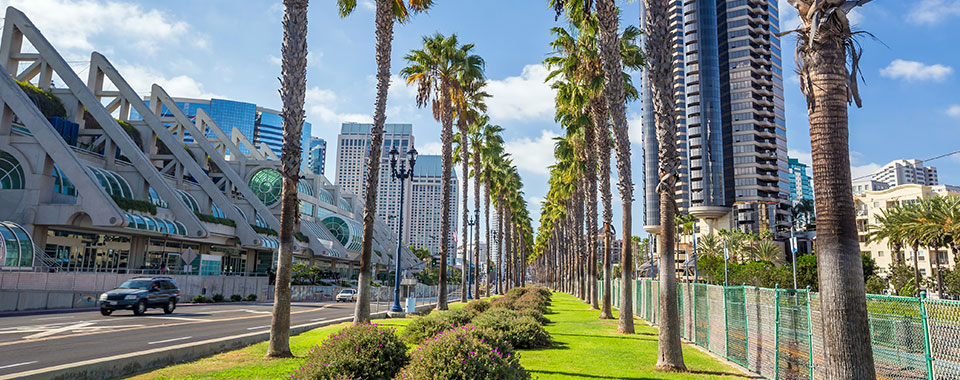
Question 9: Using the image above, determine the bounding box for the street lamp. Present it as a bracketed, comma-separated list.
[473, 208, 479, 299]
[467, 214, 475, 299]
[389, 146, 417, 313]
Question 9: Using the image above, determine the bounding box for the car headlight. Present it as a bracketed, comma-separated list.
[99, 294, 108, 300]
[124, 295, 138, 300]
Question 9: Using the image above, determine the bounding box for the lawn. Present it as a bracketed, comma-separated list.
[127, 293, 751, 380]
[519, 292, 751, 380]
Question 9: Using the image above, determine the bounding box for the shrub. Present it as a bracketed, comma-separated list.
[515, 292, 548, 314]
[401, 308, 474, 344]
[192, 295, 210, 303]
[472, 309, 551, 349]
[17, 79, 66, 118]
[464, 300, 491, 316]
[230, 294, 243, 302]
[489, 296, 516, 311]
[212, 294, 225, 302]
[292, 324, 408, 380]
[517, 307, 550, 325]
[396, 326, 529, 380]
[246, 294, 258, 302]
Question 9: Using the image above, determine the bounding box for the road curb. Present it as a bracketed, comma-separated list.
[5, 303, 439, 380]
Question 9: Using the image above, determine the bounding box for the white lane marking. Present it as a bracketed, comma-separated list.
[147, 336, 192, 345]
[33, 315, 75, 321]
[310, 317, 326, 322]
[145, 316, 207, 322]
[203, 309, 270, 315]
[0, 360, 37, 369]
[246, 325, 270, 330]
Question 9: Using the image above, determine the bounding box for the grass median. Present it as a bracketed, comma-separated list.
[127, 293, 750, 380]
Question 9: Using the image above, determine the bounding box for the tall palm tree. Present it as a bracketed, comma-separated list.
[338, 0, 433, 324]
[267, 0, 308, 358]
[479, 122, 505, 296]
[453, 76, 487, 302]
[468, 116, 496, 297]
[786, 0, 876, 377]
[402, 33, 482, 309]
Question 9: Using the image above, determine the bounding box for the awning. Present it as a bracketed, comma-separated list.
[124, 213, 187, 236]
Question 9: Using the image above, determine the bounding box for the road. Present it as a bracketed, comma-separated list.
[0, 299, 408, 378]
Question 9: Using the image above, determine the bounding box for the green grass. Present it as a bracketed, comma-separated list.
[519, 293, 751, 380]
[128, 294, 750, 380]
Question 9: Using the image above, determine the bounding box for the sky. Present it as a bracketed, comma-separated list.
[7, 0, 960, 239]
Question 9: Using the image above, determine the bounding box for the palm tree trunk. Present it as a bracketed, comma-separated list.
[473, 149, 482, 298]
[267, 0, 308, 358]
[351, 0, 395, 325]
[459, 118, 469, 302]
[913, 243, 921, 295]
[437, 80, 454, 310]
[594, 101, 614, 319]
[642, 0, 684, 368]
[802, 18, 875, 377]
[497, 198, 504, 294]
[596, 0, 634, 334]
[485, 182, 491, 296]
[585, 104, 599, 309]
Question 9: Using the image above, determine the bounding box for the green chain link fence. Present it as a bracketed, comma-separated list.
[596, 279, 958, 380]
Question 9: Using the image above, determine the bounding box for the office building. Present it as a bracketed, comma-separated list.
[408, 155, 459, 265]
[641, 0, 790, 236]
[335, 123, 414, 241]
[855, 184, 960, 276]
[788, 158, 812, 204]
[871, 159, 938, 187]
[130, 97, 312, 164]
[307, 137, 327, 175]
[852, 179, 890, 195]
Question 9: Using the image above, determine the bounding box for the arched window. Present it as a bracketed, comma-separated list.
[248, 169, 282, 206]
[176, 190, 201, 213]
[0, 222, 33, 267]
[338, 198, 353, 213]
[148, 187, 167, 208]
[88, 166, 133, 199]
[297, 181, 314, 197]
[0, 151, 25, 190]
[53, 164, 76, 196]
[212, 202, 226, 218]
[317, 187, 334, 204]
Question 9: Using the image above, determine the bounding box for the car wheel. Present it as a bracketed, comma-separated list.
[133, 299, 147, 316]
[163, 299, 176, 314]
[100, 308, 112, 316]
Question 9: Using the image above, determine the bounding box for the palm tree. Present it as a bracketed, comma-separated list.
[478, 122, 505, 296]
[402, 33, 482, 309]
[752, 240, 785, 266]
[338, 0, 432, 324]
[698, 233, 723, 258]
[267, 0, 308, 358]
[453, 74, 487, 302]
[785, 0, 876, 376]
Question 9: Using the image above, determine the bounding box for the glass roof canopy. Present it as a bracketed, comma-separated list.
[1, 221, 34, 268]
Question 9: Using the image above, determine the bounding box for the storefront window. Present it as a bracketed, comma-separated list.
[45, 230, 130, 272]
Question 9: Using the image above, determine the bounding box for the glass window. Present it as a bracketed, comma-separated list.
[248, 169, 282, 206]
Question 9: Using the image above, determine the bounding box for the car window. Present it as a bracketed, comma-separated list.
[166, 280, 179, 289]
[117, 280, 152, 290]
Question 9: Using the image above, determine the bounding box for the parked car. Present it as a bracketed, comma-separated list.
[98, 277, 181, 316]
[336, 289, 358, 302]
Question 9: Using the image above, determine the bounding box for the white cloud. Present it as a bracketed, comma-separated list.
[267, 51, 323, 68]
[528, 196, 546, 205]
[503, 130, 560, 175]
[2, 0, 189, 55]
[305, 87, 373, 124]
[486, 64, 557, 122]
[908, 0, 960, 24]
[361, 0, 375, 10]
[788, 149, 812, 167]
[851, 163, 883, 180]
[847, 9, 864, 26]
[417, 141, 443, 156]
[947, 105, 960, 118]
[778, 0, 802, 29]
[627, 112, 643, 146]
[880, 59, 953, 82]
[114, 64, 220, 99]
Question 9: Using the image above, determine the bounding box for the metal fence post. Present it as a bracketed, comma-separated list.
[706, 284, 710, 349]
[723, 285, 729, 360]
[744, 285, 750, 368]
[693, 283, 697, 344]
[919, 291, 934, 380]
[806, 286, 814, 379]
[774, 284, 781, 380]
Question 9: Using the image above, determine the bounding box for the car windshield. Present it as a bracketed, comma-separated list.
[117, 280, 152, 290]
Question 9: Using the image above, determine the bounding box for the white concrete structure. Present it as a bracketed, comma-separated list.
[871, 159, 938, 188]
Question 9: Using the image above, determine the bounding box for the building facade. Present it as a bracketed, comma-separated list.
[855, 184, 960, 277]
[788, 158, 812, 204]
[408, 155, 459, 265]
[335, 123, 414, 241]
[0, 9, 416, 298]
[307, 137, 327, 175]
[852, 179, 890, 195]
[641, 0, 790, 237]
[871, 159, 938, 187]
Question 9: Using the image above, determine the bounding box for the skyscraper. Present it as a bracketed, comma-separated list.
[642, 0, 789, 235]
[335, 123, 414, 241]
[788, 158, 812, 205]
[871, 159, 938, 187]
[408, 155, 459, 263]
[308, 137, 327, 175]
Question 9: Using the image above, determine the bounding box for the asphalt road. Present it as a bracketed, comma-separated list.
[0, 299, 411, 378]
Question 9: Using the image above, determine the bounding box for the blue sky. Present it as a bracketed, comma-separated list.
[9, 0, 960, 238]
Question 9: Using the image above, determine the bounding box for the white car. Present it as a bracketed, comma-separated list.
[336, 289, 358, 302]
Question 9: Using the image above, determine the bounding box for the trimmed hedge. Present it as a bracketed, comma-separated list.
[111, 195, 158, 215]
[401, 308, 474, 344]
[396, 326, 529, 380]
[195, 212, 237, 227]
[251, 224, 278, 236]
[464, 299, 491, 316]
[293, 323, 408, 380]
[472, 308, 551, 349]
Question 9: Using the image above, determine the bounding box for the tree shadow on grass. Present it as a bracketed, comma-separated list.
[529, 368, 749, 379]
[550, 332, 658, 340]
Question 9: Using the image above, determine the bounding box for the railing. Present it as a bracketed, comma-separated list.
[600, 279, 960, 380]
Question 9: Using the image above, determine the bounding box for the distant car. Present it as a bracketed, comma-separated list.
[336, 289, 358, 302]
[98, 277, 181, 316]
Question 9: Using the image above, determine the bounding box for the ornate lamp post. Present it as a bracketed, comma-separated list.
[389, 146, 417, 313]
[466, 214, 475, 299]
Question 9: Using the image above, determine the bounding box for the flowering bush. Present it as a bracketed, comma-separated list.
[396, 326, 530, 380]
[472, 309, 551, 349]
[514, 292, 548, 314]
[517, 307, 550, 325]
[464, 299, 491, 316]
[489, 295, 516, 311]
[291, 323, 408, 380]
[401, 308, 474, 344]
